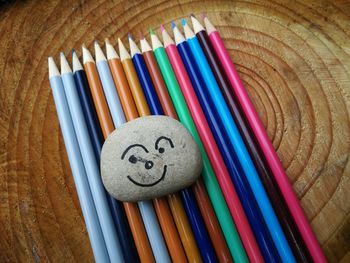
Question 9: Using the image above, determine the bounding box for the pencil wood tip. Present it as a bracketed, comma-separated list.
[160, 25, 165, 32]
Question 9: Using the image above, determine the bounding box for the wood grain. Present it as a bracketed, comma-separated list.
[0, 0, 349, 262]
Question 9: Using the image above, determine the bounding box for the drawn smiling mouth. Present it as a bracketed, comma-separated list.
[127, 165, 167, 187]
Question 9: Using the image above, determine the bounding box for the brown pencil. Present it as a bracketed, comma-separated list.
[140, 36, 232, 263]
[82, 44, 155, 263]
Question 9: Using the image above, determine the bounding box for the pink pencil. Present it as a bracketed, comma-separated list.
[204, 16, 326, 262]
[161, 25, 264, 263]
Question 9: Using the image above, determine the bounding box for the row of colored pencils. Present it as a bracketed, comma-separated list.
[48, 15, 326, 263]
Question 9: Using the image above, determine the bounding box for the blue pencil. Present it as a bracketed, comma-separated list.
[94, 42, 170, 263]
[72, 51, 139, 263]
[48, 57, 109, 262]
[129, 35, 217, 263]
[60, 53, 124, 262]
[172, 24, 281, 263]
[182, 20, 296, 262]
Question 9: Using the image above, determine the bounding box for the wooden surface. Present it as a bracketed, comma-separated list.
[0, 0, 349, 262]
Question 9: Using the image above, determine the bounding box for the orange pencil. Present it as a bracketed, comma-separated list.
[82, 44, 155, 263]
[107, 37, 188, 263]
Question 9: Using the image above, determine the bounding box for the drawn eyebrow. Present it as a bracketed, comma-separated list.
[121, 144, 149, 160]
[155, 136, 174, 150]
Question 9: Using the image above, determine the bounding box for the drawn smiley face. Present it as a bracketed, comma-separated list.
[121, 136, 174, 187]
[101, 116, 202, 202]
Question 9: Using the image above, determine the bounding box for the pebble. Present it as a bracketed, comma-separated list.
[101, 116, 202, 201]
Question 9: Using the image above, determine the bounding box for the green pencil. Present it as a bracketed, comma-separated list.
[150, 28, 248, 263]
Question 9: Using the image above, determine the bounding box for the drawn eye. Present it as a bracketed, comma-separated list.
[129, 155, 138, 164]
[155, 136, 174, 153]
[158, 147, 165, 154]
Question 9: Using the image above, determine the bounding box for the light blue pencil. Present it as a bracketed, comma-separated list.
[59, 53, 125, 263]
[182, 20, 296, 262]
[48, 57, 110, 263]
[93, 41, 171, 263]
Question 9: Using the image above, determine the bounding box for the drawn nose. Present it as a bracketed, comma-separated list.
[145, 161, 153, 170]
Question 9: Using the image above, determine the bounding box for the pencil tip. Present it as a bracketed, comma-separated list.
[171, 21, 176, 29]
[160, 25, 165, 32]
[149, 28, 155, 35]
[128, 33, 133, 40]
[201, 13, 207, 19]
[139, 31, 144, 39]
[181, 19, 187, 26]
[190, 13, 195, 18]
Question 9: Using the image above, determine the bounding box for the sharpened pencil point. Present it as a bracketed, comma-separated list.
[171, 21, 176, 29]
[129, 35, 141, 57]
[105, 38, 119, 60]
[82, 44, 95, 64]
[140, 37, 152, 53]
[190, 13, 195, 18]
[160, 25, 165, 32]
[149, 28, 155, 35]
[118, 38, 131, 60]
[128, 33, 133, 40]
[201, 13, 207, 19]
[60, 52, 72, 74]
[139, 31, 144, 39]
[94, 41, 107, 62]
[72, 49, 83, 72]
[181, 19, 187, 26]
[48, 57, 60, 78]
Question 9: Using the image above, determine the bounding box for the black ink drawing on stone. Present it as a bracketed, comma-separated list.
[101, 116, 203, 201]
[120, 137, 174, 187]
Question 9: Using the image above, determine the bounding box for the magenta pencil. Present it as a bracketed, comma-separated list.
[204, 16, 326, 262]
[161, 25, 263, 263]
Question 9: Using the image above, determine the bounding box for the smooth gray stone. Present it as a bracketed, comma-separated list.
[101, 116, 202, 201]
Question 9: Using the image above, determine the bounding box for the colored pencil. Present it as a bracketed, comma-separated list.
[72, 51, 140, 263]
[130, 35, 221, 263]
[171, 24, 281, 262]
[141, 36, 233, 263]
[82, 45, 154, 263]
[150, 31, 217, 263]
[48, 57, 109, 262]
[192, 16, 312, 263]
[204, 16, 327, 263]
[72, 51, 104, 159]
[119, 36, 186, 263]
[139, 36, 223, 263]
[162, 25, 266, 262]
[102, 40, 170, 263]
[150, 29, 252, 263]
[182, 20, 296, 262]
[60, 53, 124, 262]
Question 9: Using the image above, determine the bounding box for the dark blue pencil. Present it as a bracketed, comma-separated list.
[173, 25, 281, 263]
[129, 35, 218, 263]
[72, 51, 140, 263]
